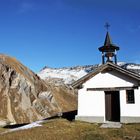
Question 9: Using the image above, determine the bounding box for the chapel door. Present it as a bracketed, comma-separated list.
[105, 91, 120, 122]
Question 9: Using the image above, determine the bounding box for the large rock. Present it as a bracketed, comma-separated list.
[0, 54, 77, 125]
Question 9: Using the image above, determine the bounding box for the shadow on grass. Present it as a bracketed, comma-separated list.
[4, 110, 77, 129]
[4, 123, 29, 129]
[61, 110, 77, 121]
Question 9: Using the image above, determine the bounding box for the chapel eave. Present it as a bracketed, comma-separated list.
[71, 62, 140, 89]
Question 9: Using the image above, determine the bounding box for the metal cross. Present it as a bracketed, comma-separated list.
[104, 22, 110, 31]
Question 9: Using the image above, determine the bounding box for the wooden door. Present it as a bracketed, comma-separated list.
[105, 91, 120, 122]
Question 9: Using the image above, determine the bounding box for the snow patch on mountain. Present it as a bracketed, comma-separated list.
[38, 65, 98, 84]
[125, 64, 140, 69]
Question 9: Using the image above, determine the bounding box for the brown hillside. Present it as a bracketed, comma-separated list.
[0, 54, 77, 126]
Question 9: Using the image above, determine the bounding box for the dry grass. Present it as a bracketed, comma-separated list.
[0, 119, 140, 140]
[0, 127, 7, 133]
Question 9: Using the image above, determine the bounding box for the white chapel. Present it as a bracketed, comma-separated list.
[72, 28, 140, 123]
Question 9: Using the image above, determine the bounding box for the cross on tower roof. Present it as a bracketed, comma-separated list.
[104, 22, 110, 31]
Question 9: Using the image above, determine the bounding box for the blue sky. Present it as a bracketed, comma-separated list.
[0, 0, 140, 72]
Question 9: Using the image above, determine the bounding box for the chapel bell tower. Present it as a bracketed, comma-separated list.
[98, 23, 120, 64]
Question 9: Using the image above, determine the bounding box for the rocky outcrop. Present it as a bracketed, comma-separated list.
[0, 54, 77, 125]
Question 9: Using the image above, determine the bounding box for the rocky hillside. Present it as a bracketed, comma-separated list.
[0, 54, 77, 126]
[38, 62, 140, 85]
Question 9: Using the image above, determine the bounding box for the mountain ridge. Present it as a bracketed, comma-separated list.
[38, 62, 140, 85]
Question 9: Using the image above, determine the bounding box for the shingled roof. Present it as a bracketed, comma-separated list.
[71, 62, 140, 89]
[98, 32, 120, 52]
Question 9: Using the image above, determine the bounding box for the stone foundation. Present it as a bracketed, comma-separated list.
[75, 116, 140, 123]
[121, 117, 140, 123]
[75, 115, 104, 123]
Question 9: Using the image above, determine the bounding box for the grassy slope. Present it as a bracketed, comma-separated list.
[0, 119, 140, 140]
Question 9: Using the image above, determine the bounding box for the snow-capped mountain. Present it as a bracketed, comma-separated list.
[38, 62, 140, 85]
[38, 65, 98, 85]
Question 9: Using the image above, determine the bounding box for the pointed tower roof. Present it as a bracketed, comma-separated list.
[104, 31, 112, 46]
[98, 23, 120, 64]
[99, 31, 120, 52]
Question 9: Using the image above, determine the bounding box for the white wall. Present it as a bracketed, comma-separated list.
[77, 70, 140, 119]
[120, 89, 140, 117]
[83, 71, 138, 88]
[78, 88, 105, 117]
